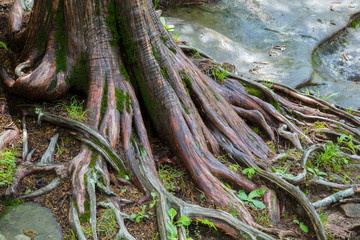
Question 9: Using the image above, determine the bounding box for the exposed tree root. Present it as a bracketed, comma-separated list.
[313, 187, 360, 209]
[2, 0, 360, 239]
[0, 126, 18, 150]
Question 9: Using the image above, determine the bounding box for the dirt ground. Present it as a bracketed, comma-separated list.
[0, 1, 360, 240]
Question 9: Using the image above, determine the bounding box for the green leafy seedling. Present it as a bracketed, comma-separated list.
[167, 208, 192, 240]
[293, 219, 309, 233]
[130, 205, 149, 223]
[197, 218, 217, 231]
[230, 164, 239, 172]
[237, 188, 266, 209]
[242, 167, 262, 179]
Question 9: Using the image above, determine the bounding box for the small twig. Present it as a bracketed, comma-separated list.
[312, 187, 360, 208]
[19, 177, 61, 199]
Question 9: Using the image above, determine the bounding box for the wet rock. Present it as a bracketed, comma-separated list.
[340, 203, 360, 218]
[0, 202, 63, 240]
[14, 235, 31, 240]
[0, 234, 6, 240]
[164, 0, 360, 108]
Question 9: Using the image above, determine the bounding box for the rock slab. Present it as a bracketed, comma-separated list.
[341, 203, 360, 218]
[0, 202, 63, 240]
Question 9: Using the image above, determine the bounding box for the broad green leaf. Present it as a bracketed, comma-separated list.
[168, 208, 177, 221]
[160, 17, 166, 25]
[177, 215, 191, 227]
[151, 192, 156, 199]
[237, 190, 248, 201]
[293, 219, 299, 224]
[338, 134, 346, 143]
[248, 190, 262, 200]
[168, 223, 178, 237]
[299, 222, 309, 233]
[130, 213, 137, 219]
[251, 200, 266, 209]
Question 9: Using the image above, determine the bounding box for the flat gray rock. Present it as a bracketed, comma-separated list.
[0, 202, 63, 240]
[164, 0, 360, 108]
[14, 235, 31, 240]
[341, 203, 360, 218]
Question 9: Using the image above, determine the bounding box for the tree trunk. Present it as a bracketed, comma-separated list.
[3, 0, 360, 239]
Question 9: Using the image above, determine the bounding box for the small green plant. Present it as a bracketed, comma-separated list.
[318, 208, 328, 228]
[347, 106, 354, 115]
[0, 41, 8, 50]
[263, 80, 274, 89]
[56, 142, 65, 156]
[197, 218, 217, 231]
[149, 192, 158, 208]
[158, 164, 184, 193]
[314, 140, 349, 171]
[172, 33, 181, 41]
[0, 148, 18, 187]
[338, 134, 359, 153]
[152, 233, 159, 239]
[305, 88, 339, 101]
[236, 188, 266, 209]
[130, 205, 149, 223]
[129, 193, 157, 224]
[242, 167, 262, 179]
[229, 164, 239, 172]
[307, 167, 327, 179]
[57, 96, 89, 120]
[192, 50, 201, 58]
[293, 219, 309, 233]
[160, 17, 175, 32]
[167, 208, 192, 240]
[96, 208, 118, 238]
[212, 66, 228, 83]
[154, 0, 160, 9]
[272, 165, 295, 178]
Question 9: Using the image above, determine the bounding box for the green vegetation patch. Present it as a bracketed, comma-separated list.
[0, 148, 18, 187]
[351, 18, 360, 28]
[180, 70, 192, 88]
[99, 81, 109, 127]
[89, 152, 98, 168]
[106, 3, 137, 64]
[115, 88, 133, 113]
[120, 65, 130, 82]
[245, 86, 264, 98]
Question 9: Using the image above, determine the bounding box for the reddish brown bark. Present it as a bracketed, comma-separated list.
[6, 0, 360, 239]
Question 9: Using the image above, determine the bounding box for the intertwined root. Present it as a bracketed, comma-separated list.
[3, 0, 360, 239]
